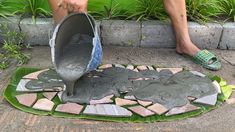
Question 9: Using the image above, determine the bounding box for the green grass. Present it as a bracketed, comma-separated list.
[218, 0, 235, 21]
[3, 67, 233, 122]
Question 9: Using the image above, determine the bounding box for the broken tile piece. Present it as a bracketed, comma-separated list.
[137, 65, 148, 71]
[194, 93, 218, 106]
[212, 80, 221, 93]
[16, 93, 37, 107]
[114, 64, 125, 69]
[128, 106, 155, 117]
[226, 98, 235, 104]
[137, 100, 152, 107]
[126, 65, 134, 70]
[190, 71, 206, 77]
[147, 66, 155, 70]
[55, 103, 84, 114]
[133, 68, 139, 72]
[165, 103, 200, 116]
[157, 68, 183, 74]
[90, 95, 114, 105]
[124, 95, 136, 100]
[43, 92, 58, 100]
[115, 98, 137, 106]
[57, 91, 63, 101]
[83, 104, 132, 117]
[23, 69, 49, 79]
[33, 98, 54, 111]
[187, 96, 197, 101]
[147, 103, 168, 115]
[98, 64, 112, 69]
[16, 79, 37, 92]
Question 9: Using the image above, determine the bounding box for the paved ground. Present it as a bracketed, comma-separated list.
[0, 46, 235, 132]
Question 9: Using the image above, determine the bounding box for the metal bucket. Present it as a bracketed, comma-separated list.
[49, 13, 102, 75]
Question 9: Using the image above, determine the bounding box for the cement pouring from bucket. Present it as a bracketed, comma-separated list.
[3, 13, 235, 122]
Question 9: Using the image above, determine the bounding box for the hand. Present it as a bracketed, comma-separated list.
[58, 0, 88, 13]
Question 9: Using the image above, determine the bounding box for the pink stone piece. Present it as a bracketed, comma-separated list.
[128, 106, 155, 117]
[212, 80, 221, 93]
[137, 65, 148, 71]
[115, 98, 137, 106]
[194, 93, 218, 106]
[90, 95, 114, 105]
[187, 96, 197, 101]
[147, 103, 168, 115]
[226, 98, 235, 104]
[16, 93, 37, 107]
[55, 103, 84, 114]
[23, 69, 49, 79]
[137, 100, 152, 107]
[166, 103, 200, 116]
[190, 71, 206, 77]
[33, 98, 54, 111]
[147, 66, 155, 70]
[126, 65, 134, 70]
[43, 92, 58, 100]
[124, 95, 136, 100]
[83, 104, 132, 117]
[98, 64, 112, 69]
[157, 68, 183, 74]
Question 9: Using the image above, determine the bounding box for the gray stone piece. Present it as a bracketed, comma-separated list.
[165, 103, 200, 116]
[141, 21, 176, 48]
[141, 21, 223, 49]
[219, 23, 235, 49]
[189, 22, 223, 49]
[101, 20, 141, 46]
[16, 79, 40, 92]
[20, 18, 54, 46]
[83, 104, 133, 117]
[194, 93, 218, 106]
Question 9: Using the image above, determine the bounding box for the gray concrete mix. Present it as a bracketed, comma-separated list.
[0, 46, 235, 132]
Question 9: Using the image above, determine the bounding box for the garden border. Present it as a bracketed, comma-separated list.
[0, 17, 234, 50]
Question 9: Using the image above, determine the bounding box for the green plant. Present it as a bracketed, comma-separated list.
[3, 0, 52, 22]
[128, 0, 168, 21]
[89, 0, 131, 20]
[0, 0, 14, 18]
[218, 0, 235, 21]
[186, 0, 222, 23]
[0, 23, 30, 70]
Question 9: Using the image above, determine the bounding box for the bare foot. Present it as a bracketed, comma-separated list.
[176, 39, 200, 56]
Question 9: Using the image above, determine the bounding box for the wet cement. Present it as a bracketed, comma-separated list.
[25, 67, 217, 109]
[55, 33, 93, 96]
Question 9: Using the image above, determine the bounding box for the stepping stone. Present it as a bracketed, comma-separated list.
[157, 68, 183, 74]
[137, 65, 148, 71]
[128, 106, 155, 117]
[147, 103, 168, 115]
[194, 93, 218, 106]
[16, 93, 37, 107]
[126, 65, 134, 70]
[55, 103, 84, 114]
[124, 95, 136, 100]
[114, 64, 125, 69]
[190, 71, 206, 77]
[33, 98, 54, 111]
[115, 98, 137, 106]
[147, 66, 155, 70]
[133, 68, 139, 72]
[98, 64, 112, 69]
[137, 100, 152, 107]
[226, 98, 235, 104]
[90, 95, 114, 105]
[187, 96, 197, 101]
[23, 69, 49, 79]
[83, 104, 132, 117]
[43, 92, 58, 100]
[212, 80, 221, 93]
[165, 103, 200, 116]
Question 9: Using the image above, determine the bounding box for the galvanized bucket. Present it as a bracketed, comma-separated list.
[49, 13, 102, 74]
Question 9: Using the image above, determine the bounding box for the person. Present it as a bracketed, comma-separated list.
[48, 0, 221, 71]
